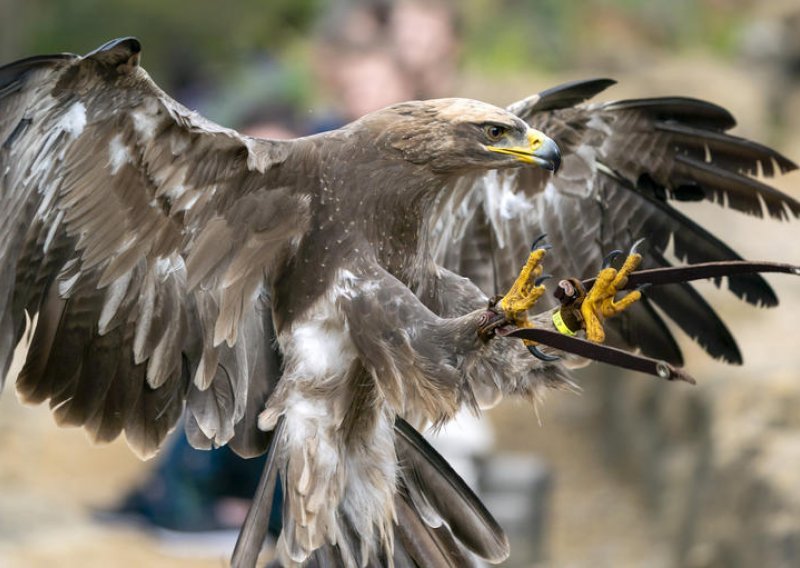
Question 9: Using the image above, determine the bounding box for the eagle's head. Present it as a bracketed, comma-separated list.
[357, 98, 561, 174]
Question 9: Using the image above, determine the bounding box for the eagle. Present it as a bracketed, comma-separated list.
[1, 38, 798, 567]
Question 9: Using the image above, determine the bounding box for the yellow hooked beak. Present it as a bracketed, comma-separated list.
[487, 128, 561, 172]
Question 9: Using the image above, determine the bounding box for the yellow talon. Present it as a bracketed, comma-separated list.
[581, 252, 643, 343]
[499, 247, 548, 328]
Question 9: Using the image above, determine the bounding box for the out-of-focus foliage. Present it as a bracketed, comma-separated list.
[0, 0, 778, 117]
[0, 0, 319, 89]
[0, 0, 762, 77]
[460, 0, 749, 72]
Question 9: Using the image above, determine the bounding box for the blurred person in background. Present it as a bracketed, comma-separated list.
[389, 0, 462, 99]
[308, 0, 461, 127]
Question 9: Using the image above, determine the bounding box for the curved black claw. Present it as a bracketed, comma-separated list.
[527, 344, 561, 361]
[602, 249, 624, 269]
[534, 274, 552, 286]
[629, 238, 647, 256]
[531, 234, 549, 251]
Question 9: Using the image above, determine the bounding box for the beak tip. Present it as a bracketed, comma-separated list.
[547, 139, 562, 173]
[534, 135, 561, 174]
[551, 154, 561, 174]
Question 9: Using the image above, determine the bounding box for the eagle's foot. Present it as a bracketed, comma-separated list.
[580, 243, 644, 343]
[499, 236, 551, 326]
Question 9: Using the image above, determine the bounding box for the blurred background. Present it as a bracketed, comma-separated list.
[1, 0, 799, 566]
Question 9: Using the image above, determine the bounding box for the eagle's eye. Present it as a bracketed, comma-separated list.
[483, 124, 507, 142]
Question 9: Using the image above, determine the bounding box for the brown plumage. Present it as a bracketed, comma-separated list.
[1, 39, 797, 567]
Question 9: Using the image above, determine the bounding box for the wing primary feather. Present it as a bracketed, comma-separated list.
[15, 285, 64, 402]
[643, 251, 742, 364]
[606, 300, 684, 366]
[603, 97, 737, 130]
[674, 154, 800, 220]
[599, 165, 779, 307]
[655, 121, 798, 177]
[84, 326, 141, 444]
[647, 283, 742, 364]
[508, 78, 617, 119]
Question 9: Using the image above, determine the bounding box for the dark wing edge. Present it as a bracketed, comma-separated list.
[432, 79, 798, 365]
[0, 38, 301, 458]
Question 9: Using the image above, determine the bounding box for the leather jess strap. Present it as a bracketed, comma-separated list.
[501, 326, 696, 384]
[580, 260, 799, 291]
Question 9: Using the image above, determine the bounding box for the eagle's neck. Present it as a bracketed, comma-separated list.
[350, 160, 443, 283]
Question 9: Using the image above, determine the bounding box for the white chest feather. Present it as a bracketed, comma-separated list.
[279, 282, 357, 381]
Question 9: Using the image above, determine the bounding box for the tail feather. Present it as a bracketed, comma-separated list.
[395, 418, 509, 563]
[394, 497, 465, 568]
[231, 416, 284, 568]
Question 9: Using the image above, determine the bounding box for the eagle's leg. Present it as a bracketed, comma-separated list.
[580, 247, 643, 343]
[498, 241, 550, 326]
[494, 238, 554, 359]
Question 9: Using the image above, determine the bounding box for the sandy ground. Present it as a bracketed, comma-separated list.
[1, 54, 799, 567]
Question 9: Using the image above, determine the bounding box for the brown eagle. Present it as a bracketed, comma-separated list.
[1, 38, 797, 567]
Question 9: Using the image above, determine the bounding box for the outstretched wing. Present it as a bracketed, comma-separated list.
[433, 79, 799, 365]
[0, 38, 309, 457]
